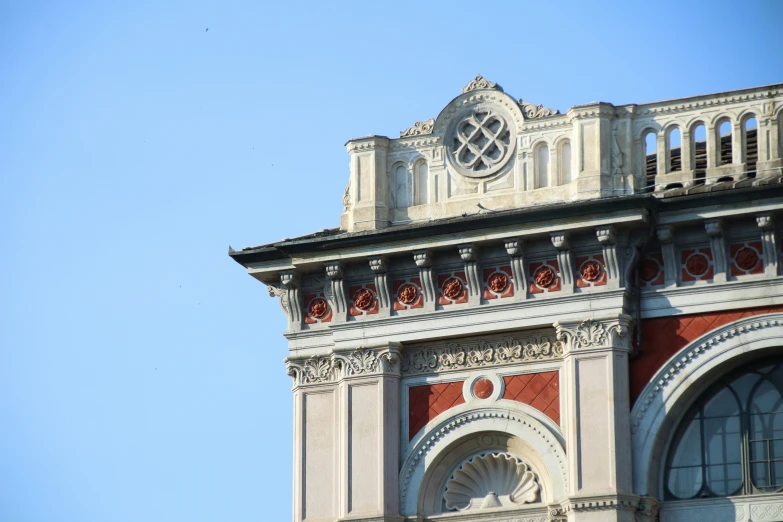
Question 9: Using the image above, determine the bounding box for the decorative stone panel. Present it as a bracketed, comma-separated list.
[502, 371, 560, 424]
[575, 254, 607, 288]
[482, 266, 514, 300]
[392, 277, 424, 310]
[347, 284, 379, 316]
[638, 253, 665, 287]
[729, 240, 764, 276]
[303, 292, 332, 324]
[438, 271, 469, 305]
[629, 304, 783, 404]
[680, 246, 714, 282]
[286, 346, 401, 387]
[408, 381, 465, 440]
[529, 259, 562, 294]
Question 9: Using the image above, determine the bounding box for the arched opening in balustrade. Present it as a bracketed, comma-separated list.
[667, 126, 682, 173]
[414, 161, 429, 205]
[718, 119, 733, 167]
[535, 144, 550, 189]
[691, 123, 707, 185]
[558, 140, 572, 185]
[743, 116, 758, 177]
[643, 130, 657, 192]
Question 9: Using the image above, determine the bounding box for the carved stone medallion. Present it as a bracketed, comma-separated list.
[448, 106, 515, 179]
[579, 260, 602, 282]
[353, 288, 375, 310]
[534, 266, 556, 289]
[398, 283, 418, 305]
[685, 253, 709, 276]
[735, 247, 759, 270]
[488, 272, 509, 293]
[307, 298, 328, 319]
[442, 277, 465, 300]
[639, 258, 660, 282]
[473, 378, 494, 399]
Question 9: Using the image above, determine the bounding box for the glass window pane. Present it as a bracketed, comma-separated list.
[704, 387, 740, 418]
[752, 461, 771, 489]
[773, 437, 783, 460]
[668, 466, 703, 499]
[706, 463, 742, 496]
[773, 461, 783, 488]
[704, 416, 742, 465]
[730, 372, 762, 409]
[751, 440, 769, 462]
[670, 417, 702, 468]
[751, 380, 783, 414]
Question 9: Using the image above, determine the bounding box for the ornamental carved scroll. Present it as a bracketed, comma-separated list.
[401, 331, 563, 376]
[555, 316, 632, 352]
[286, 347, 400, 387]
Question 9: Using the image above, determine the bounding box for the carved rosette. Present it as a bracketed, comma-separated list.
[401, 331, 563, 376]
[554, 315, 633, 353]
[285, 347, 401, 387]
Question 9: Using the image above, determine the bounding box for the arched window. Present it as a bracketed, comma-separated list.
[392, 164, 412, 209]
[718, 119, 733, 166]
[414, 162, 428, 205]
[744, 116, 758, 177]
[643, 130, 657, 191]
[667, 127, 682, 172]
[536, 144, 549, 188]
[558, 140, 572, 185]
[692, 123, 707, 184]
[665, 359, 783, 500]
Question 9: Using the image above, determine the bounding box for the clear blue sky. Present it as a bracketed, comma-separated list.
[1, 1, 781, 521]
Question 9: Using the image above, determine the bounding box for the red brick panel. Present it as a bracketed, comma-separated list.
[408, 381, 465, 440]
[629, 305, 783, 405]
[502, 371, 560, 425]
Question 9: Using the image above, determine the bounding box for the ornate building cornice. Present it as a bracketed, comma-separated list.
[401, 330, 563, 376]
[554, 315, 633, 353]
[285, 346, 401, 387]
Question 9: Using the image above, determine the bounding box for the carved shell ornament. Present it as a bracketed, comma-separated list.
[443, 452, 540, 511]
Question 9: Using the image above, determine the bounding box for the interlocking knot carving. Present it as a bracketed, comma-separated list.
[451, 110, 512, 177]
[307, 297, 328, 318]
[534, 266, 556, 288]
[398, 283, 418, 305]
[735, 247, 759, 270]
[580, 260, 602, 282]
[488, 272, 509, 293]
[442, 277, 465, 300]
[353, 288, 374, 310]
[686, 253, 709, 276]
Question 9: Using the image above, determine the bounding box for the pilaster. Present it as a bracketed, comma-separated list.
[551, 232, 574, 293]
[555, 314, 635, 522]
[757, 213, 780, 277]
[504, 238, 528, 300]
[343, 136, 391, 232]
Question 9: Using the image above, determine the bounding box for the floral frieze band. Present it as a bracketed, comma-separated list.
[400, 330, 563, 376]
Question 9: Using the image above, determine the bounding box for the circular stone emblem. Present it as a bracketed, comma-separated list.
[686, 253, 709, 276]
[534, 266, 556, 289]
[488, 272, 509, 293]
[353, 288, 374, 310]
[473, 378, 494, 399]
[580, 260, 602, 282]
[442, 277, 465, 300]
[397, 283, 418, 305]
[735, 247, 759, 270]
[450, 109, 513, 178]
[307, 298, 328, 319]
[639, 259, 660, 282]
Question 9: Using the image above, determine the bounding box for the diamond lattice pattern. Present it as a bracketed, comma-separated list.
[408, 382, 465, 440]
[502, 371, 560, 425]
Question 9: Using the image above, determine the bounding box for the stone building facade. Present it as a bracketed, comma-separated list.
[230, 77, 783, 522]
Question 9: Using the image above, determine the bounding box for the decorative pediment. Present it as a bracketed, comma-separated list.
[400, 118, 435, 138]
[461, 74, 502, 93]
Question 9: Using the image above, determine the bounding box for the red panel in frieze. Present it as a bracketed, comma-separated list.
[730, 241, 764, 276]
[438, 271, 469, 305]
[303, 293, 332, 324]
[408, 381, 465, 440]
[483, 266, 514, 300]
[629, 304, 783, 405]
[575, 254, 607, 288]
[528, 260, 561, 294]
[502, 371, 560, 425]
[681, 247, 714, 282]
[392, 278, 423, 311]
[348, 284, 379, 316]
[639, 253, 665, 287]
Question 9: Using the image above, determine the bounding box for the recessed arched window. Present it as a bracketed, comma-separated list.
[392, 164, 412, 209]
[692, 123, 707, 184]
[665, 358, 783, 500]
[414, 161, 428, 205]
[536, 144, 550, 189]
[643, 130, 657, 191]
[668, 127, 682, 172]
[744, 116, 758, 176]
[558, 140, 572, 185]
[718, 119, 733, 166]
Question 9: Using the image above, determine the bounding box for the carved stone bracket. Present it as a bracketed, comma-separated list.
[458, 244, 481, 304]
[596, 226, 619, 284]
[400, 118, 434, 138]
[324, 261, 347, 321]
[550, 232, 574, 293]
[656, 225, 677, 288]
[286, 346, 401, 387]
[413, 249, 436, 312]
[400, 330, 563, 376]
[757, 213, 779, 277]
[704, 219, 727, 283]
[368, 255, 391, 312]
[279, 271, 302, 329]
[554, 315, 633, 354]
[504, 238, 527, 299]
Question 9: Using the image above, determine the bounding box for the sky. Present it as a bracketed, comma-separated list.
[1, 1, 781, 521]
